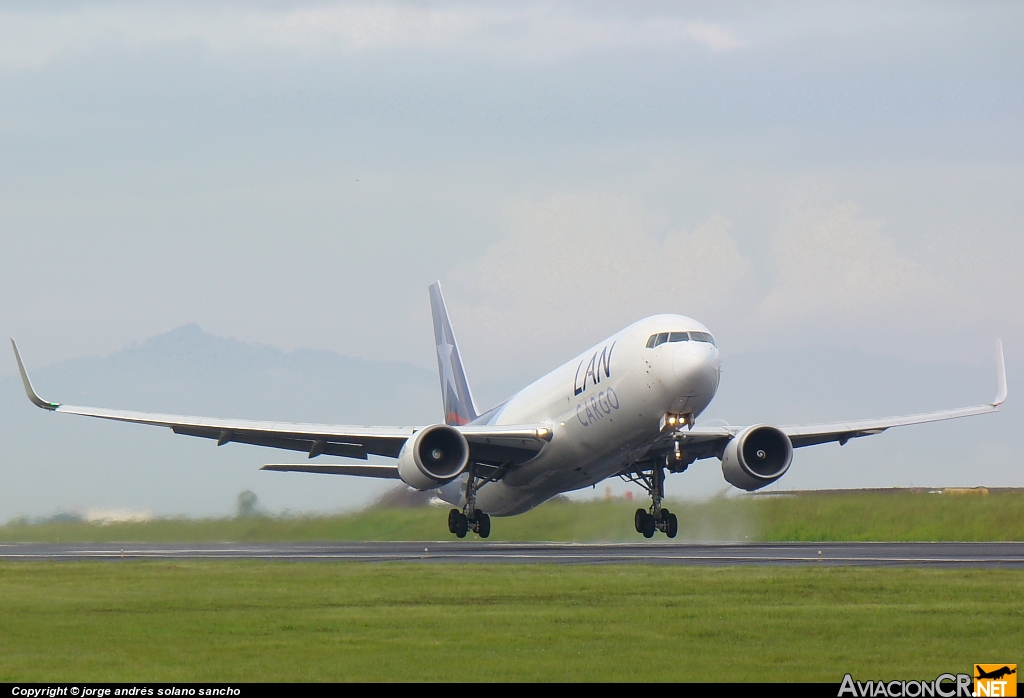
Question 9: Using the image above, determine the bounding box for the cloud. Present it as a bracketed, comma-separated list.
[681, 21, 745, 52]
[448, 194, 1010, 380]
[448, 194, 756, 377]
[0, 3, 746, 69]
[753, 203, 942, 324]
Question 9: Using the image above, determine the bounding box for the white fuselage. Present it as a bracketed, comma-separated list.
[437, 314, 721, 515]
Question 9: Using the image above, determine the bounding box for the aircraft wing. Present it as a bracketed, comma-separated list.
[11, 340, 549, 467]
[647, 340, 1008, 460]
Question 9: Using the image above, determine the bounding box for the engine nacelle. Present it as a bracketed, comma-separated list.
[721, 425, 793, 491]
[397, 424, 471, 491]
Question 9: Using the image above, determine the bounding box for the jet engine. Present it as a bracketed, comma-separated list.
[721, 425, 793, 491]
[397, 424, 471, 491]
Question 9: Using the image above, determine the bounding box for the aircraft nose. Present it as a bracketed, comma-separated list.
[672, 343, 720, 393]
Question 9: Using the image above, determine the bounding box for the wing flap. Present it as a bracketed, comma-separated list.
[171, 426, 372, 459]
[260, 463, 401, 479]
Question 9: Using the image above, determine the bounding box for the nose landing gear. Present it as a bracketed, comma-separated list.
[623, 460, 679, 538]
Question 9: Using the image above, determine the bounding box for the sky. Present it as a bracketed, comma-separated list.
[0, 2, 1021, 515]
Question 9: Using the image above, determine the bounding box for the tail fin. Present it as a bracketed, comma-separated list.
[429, 281, 478, 426]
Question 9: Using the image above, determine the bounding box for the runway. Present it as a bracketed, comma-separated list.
[0, 541, 1022, 566]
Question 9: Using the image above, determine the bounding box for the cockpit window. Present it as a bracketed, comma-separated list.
[647, 331, 716, 348]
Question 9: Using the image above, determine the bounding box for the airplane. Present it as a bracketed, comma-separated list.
[11, 282, 1008, 539]
[975, 666, 1016, 681]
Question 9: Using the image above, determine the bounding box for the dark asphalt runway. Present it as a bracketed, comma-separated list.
[0, 541, 1022, 566]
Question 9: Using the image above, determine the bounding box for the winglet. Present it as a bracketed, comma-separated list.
[10, 340, 59, 410]
[993, 339, 1007, 406]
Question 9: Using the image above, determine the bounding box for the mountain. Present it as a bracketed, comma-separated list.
[0, 326, 1018, 520]
[0, 325, 440, 520]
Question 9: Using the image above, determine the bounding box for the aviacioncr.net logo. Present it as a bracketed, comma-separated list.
[974, 665, 1017, 697]
[839, 674, 973, 697]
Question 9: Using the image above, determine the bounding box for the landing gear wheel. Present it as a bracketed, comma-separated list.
[665, 512, 678, 539]
[448, 509, 468, 538]
[477, 512, 491, 538]
[641, 512, 656, 538]
[634, 508, 647, 533]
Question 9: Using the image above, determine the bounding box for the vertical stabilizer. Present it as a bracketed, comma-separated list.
[429, 282, 479, 426]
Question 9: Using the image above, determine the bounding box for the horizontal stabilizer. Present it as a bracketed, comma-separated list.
[261, 463, 401, 479]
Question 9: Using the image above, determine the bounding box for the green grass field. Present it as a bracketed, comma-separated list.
[3, 489, 1022, 543]
[0, 562, 1019, 682]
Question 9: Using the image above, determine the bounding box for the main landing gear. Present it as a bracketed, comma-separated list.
[624, 462, 678, 538]
[448, 508, 490, 538]
[447, 464, 493, 538]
